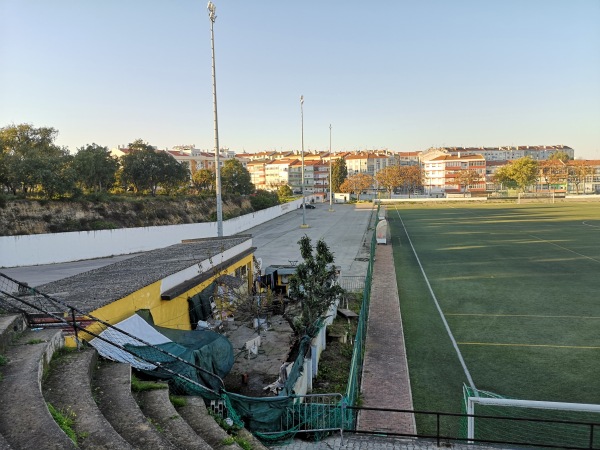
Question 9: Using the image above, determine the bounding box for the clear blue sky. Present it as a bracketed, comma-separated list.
[1, 1, 599, 159]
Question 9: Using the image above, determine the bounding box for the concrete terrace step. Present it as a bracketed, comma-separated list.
[42, 346, 133, 450]
[0, 314, 27, 354]
[175, 396, 245, 450]
[0, 329, 77, 450]
[0, 434, 12, 450]
[93, 359, 177, 450]
[135, 388, 212, 450]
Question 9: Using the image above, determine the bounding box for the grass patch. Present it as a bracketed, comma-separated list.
[169, 395, 187, 408]
[388, 202, 600, 436]
[131, 374, 168, 392]
[0, 354, 8, 366]
[26, 338, 44, 345]
[47, 403, 78, 445]
[311, 293, 362, 395]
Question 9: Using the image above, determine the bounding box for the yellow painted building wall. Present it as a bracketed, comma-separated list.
[70, 254, 253, 347]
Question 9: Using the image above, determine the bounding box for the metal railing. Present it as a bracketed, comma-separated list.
[338, 276, 366, 293]
[347, 405, 600, 450]
[259, 393, 347, 445]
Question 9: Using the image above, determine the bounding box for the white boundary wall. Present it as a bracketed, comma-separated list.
[1, 199, 303, 268]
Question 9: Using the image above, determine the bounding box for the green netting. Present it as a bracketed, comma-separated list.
[125, 312, 234, 393]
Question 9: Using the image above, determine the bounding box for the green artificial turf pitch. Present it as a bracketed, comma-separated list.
[387, 202, 600, 433]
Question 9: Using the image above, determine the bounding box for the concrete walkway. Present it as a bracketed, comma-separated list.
[358, 243, 416, 434]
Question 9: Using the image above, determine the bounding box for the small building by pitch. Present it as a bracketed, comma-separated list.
[36, 235, 255, 346]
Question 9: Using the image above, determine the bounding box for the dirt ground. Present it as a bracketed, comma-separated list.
[221, 314, 294, 397]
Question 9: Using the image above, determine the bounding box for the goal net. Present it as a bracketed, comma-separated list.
[462, 386, 600, 448]
[517, 192, 556, 204]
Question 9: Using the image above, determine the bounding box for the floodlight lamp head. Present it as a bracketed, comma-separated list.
[207, 1, 217, 21]
[300, 95, 304, 104]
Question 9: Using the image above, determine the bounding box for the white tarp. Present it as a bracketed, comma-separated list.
[89, 314, 172, 370]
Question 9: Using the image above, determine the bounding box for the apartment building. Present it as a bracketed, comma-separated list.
[246, 159, 269, 191]
[430, 145, 574, 162]
[423, 153, 486, 195]
[264, 158, 298, 190]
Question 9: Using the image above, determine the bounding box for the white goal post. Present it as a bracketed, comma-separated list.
[517, 192, 556, 204]
[466, 396, 600, 442]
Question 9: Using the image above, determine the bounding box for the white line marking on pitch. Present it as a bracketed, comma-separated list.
[528, 234, 600, 264]
[582, 221, 600, 228]
[446, 313, 600, 319]
[393, 207, 477, 391]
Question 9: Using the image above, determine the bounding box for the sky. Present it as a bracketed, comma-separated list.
[1, 1, 599, 159]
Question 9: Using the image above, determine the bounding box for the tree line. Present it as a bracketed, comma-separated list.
[0, 124, 280, 206]
[330, 158, 426, 199]
[494, 152, 593, 194]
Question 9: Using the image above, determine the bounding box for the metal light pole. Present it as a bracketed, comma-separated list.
[300, 95, 308, 228]
[328, 124, 334, 211]
[208, 1, 223, 237]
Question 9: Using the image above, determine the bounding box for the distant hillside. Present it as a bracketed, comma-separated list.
[0, 196, 254, 236]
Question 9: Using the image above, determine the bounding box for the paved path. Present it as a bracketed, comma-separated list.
[358, 243, 415, 435]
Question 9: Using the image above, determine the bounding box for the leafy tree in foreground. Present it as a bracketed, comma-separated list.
[288, 236, 344, 336]
[399, 165, 424, 196]
[455, 169, 481, 194]
[493, 157, 539, 192]
[539, 159, 567, 191]
[567, 160, 593, 194]
[549, 151, 571, 163]
[339, 173, 373, 201]
[192, 168, 216, 192]
[0, 123, 66, 195]
[375, 165, 401, 197]
[221, 159, 254, 195]
[277, 184, 293, 201]
[72, 143, 119, 193]
[249, 189, 279, 210]
[120, 140, 189, 196]
[330, 158, 348, 193]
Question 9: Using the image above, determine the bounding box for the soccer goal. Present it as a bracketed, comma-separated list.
[463, 386, 600, 448]
[517, 192, 556, 204]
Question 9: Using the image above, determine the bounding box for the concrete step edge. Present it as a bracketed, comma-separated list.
[43, 346, 133, 450]
[0, 329, 77, 449]
[93, 359, 177, 450]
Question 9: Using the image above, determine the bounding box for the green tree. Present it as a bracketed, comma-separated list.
[287, 236, 344, 336]
[493, 157, 539, 192]
[277, 184, 293, 201]
[330, 158, 348, 193]
[549, 151, 571, 163]
[72, 144, 119, 193]
[220, 159, 254, 195]
[250, 189, 279, 210]
[38, 150, 75, 198]
[120, 139, 189, 196]
[0, 124, 66, 195]
[192, 168, 216, 192]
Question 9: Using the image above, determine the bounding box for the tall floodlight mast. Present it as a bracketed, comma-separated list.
[328, 124, 334, 211]
[300, 95, 308, 228]
[208, 1, 223, 237]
